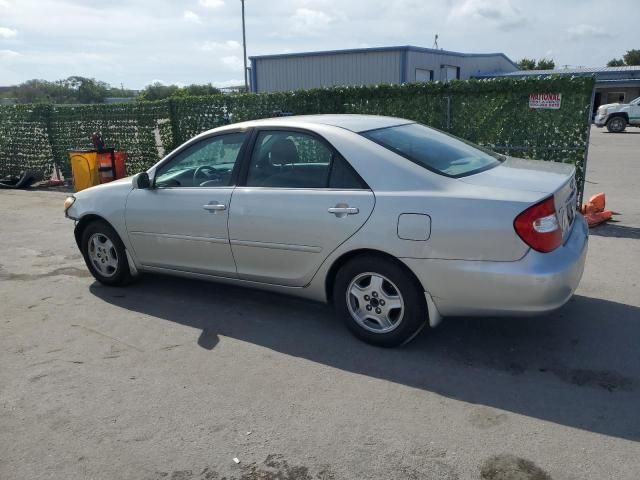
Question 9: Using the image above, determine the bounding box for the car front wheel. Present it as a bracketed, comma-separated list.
[334, 255, 428, 347]
[81, 220, 132, 286]
[606, 116, 627, 133]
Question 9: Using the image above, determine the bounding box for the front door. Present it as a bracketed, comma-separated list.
[228, 129, 375, 286]
[630, 98, 640, 126]
[125, 131, 248, 276]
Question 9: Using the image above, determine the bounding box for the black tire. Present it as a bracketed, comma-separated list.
[333, 255, 428, 347]
[606, 116, 627, 133]
[80, 220, 132, 286]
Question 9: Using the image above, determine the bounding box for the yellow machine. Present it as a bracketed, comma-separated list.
[69, 150, 100, 192]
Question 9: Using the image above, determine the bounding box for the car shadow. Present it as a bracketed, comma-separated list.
[589, 223, 640, 240]
[600, 131, 640, 134]
[90, 274, 640, 442]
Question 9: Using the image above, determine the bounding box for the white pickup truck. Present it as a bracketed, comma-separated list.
[594, 96, 640, 132]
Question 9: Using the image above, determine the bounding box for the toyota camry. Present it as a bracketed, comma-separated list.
[64, 115, 588, 346]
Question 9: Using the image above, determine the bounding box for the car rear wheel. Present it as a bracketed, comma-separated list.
[606, 116, 626, 133]
[81, 220, 132, 286]
[334, 255, 428, 347]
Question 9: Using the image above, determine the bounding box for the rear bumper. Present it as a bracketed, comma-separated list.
[402, 214, 588, 317]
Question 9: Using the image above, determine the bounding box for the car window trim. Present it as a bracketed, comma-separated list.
[153, 127, 253, 189]
[237, 126, 370, 190]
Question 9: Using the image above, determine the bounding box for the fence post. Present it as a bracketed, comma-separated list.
[42, 104, 57, 179]
[445, 96, 451, 130]
[167, 98, 181, 151]
[578, 83, 596, 205]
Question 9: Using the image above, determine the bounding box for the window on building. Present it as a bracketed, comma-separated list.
[415, 69, 434, 82]
[607, 92, 626, 103]
[441, 65, 460, 82]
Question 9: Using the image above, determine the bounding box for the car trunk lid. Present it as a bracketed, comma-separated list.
[460, 157, 578, 240]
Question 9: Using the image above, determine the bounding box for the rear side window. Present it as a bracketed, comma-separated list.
[329, 156, 367, 189]
[362, 123, 502, 178]
[245, 130, 367, 189]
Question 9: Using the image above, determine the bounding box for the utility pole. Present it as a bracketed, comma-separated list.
[241, 0, 248, 92]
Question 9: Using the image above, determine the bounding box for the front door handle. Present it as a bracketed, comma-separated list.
[203, 202, 227, 212]
[328, 204, 359, 217]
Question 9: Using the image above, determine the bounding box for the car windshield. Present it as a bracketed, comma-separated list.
[362, 123, 503, 178]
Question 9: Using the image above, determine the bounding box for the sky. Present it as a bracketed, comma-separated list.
[0, 0, 638, 89]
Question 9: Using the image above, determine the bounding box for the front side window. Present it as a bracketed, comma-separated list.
[362, 123, 502, 178]
[246, 130, 366, 189]
[155, 132, 246, 188]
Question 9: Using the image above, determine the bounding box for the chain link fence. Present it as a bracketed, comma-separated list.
[0, 76, 594, 194]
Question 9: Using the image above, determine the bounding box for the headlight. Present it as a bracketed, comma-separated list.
[64, 196, 76, 211]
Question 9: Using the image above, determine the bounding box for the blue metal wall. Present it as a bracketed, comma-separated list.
[251, 46, 518, 93]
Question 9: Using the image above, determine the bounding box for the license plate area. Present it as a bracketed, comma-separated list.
[556, 176, 577, 238]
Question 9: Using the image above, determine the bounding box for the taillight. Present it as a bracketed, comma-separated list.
[514, 196, 562, 253]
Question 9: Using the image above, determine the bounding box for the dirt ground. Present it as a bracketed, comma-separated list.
[1, 126, 639, 479]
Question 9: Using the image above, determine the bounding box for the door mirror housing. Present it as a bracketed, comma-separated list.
[134, 172, 151, 189]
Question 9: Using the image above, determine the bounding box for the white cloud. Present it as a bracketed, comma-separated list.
[200, 40, 240, 51]
[0, 0, 636, 88]
[215, 78, 244, 88]
[199, 0, 224, 8]
[0, 48, 20, 60]
[567, 24, 611, 40]
[448, 0, 526, 29]
[147, 79, 185, 87]
[0, 26, 17, 38]
[183, 10, 201, 23]
[289, 8, 333, 35]
[221, 55, 244, 71]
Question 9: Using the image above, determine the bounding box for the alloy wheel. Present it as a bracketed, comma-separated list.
[88, 233, 119, 278]
[346, 272, 405, 334]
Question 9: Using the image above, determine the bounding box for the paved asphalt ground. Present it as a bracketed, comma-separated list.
[1, 127, 639, 480]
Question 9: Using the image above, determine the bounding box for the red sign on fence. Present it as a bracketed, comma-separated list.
[529, 93, 562, 109]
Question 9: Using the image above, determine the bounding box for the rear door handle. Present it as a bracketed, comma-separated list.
[203, 202, 227, 212]
[328, 205, 359, 217]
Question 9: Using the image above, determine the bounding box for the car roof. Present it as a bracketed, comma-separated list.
[230, 114, 413, 133]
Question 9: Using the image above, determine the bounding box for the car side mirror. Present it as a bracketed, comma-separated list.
[134, 172, 151, 189]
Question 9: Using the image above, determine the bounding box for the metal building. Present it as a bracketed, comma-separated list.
[485, 66, 640, 112]
[249, 45, 518, 93]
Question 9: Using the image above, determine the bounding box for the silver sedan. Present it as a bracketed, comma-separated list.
[65, 115, 588, 346]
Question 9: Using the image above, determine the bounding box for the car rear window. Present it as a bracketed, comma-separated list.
[361, 123, 503, 178]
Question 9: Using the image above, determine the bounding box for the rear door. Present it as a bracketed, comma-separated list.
[228, 129, 375, 286]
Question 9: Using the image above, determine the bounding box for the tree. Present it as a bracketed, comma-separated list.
[623, 49, 640, 66]
[535, 58, 555, 70]
[517, 58, 536, 70]
[137, 82, 181, 101]
[10, 76, 113, 104]
[179, 83, 222, 97]
[61, 76, 110, 104]
[137, 82, 222, 101]
[517, 58, 555, 71]
[606, 50, 640, 67]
